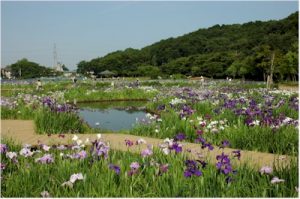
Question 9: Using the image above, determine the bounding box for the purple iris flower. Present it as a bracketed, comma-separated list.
[35, 154, 54, 164]
[159, 164, 169, 174]
[216, 152, 233, 176]
[0, 144, 8, 154]
[109, 164, 121, 175]
[232, 150, 241, 160]
[184, 160, 202, 178]
[90, 140, 110, 160]
[184, 170, 192, 177]
[172, 142, 182, 153]
[125, 139, 134, 147]
[196, 130, 203, 135]
[174, 133, 186, 141]
[249, 99, 257, 107]
[195, 136, 206, 144]
[245, 117, 254, 126]
[130, 162, 140, 170]
[220, 140, 230, 148]
[222, 164, 233, 175]
[197, 160, 207, 168]
[128, 162, 140, 176]
[73, 150, 87, 160]
[141, 145, 153, 158]
[216, 153, 230, 164]
[202, 143, 214, 151]
[0, 163, 6, 170]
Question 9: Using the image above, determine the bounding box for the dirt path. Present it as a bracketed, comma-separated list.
[1, 120, 295, 169]
[278, 85, 299, 92]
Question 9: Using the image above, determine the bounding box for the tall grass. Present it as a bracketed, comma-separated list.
[34, 109, 87, 134]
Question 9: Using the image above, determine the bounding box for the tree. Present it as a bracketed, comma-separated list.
[137, 66, 161, 79]
[226, 61, 239, 78]
[62, 64, 69, 71]
[9, 58, 54, 79]
[279, 47, 298, 81]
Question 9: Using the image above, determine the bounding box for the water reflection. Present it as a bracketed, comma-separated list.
[78, 101, 147, 131]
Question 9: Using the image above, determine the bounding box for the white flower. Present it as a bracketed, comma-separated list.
[211, 128, 219, 133]
[57, 145, 66, 150]
[136, 138, 147, 145]
[71, 145, 81, 150]
[271, 177, 285, 184]
[260, 166, 273, 174]
[97, 134, 101, 139]
[170, 98, 186, 105]
[72, 135, 78, 141]
[155, 129, 159, 133]
[40, 190, 50, 198]
[42, 145, 51, 151]
[60, 153, 64, 157]
[76, 140, 82, 145]
[282, 117, 293, 124]
[85, 138, 90, 144]
[69, 173, 84, 183]
[19, 148, 34, 157]
[61, 181, 73, 188]
[145, 113, 152, 118]
[162, 148, 170, 155]
[199, 121, 206, 126]
[164, 138, 173, 146]
[6, 152, 17, 159]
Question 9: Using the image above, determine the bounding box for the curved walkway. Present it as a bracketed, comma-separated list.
[1, 120, 294, 169]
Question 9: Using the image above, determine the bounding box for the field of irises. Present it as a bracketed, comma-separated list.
[0, 79, 299, 197]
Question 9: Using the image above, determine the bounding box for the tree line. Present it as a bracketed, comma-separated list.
[1, 59, 69, 79]
[77, 12, 298, 81]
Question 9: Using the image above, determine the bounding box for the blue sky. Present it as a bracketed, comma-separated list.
[1, 1, 298, 70]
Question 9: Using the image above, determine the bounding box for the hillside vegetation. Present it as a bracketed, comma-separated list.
[77, 12, 298, 81]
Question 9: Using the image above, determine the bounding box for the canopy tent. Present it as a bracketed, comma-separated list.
[99, 70, 115, 77]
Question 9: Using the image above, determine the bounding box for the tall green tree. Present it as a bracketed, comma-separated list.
[9, 58, 54, 79]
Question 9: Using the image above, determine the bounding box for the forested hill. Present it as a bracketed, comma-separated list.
[77, 12, 298, 81]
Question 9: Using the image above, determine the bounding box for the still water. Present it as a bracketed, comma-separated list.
[78, 101, 147, 131]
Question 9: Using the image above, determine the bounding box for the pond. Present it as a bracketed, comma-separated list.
[77, 101, 148, 131]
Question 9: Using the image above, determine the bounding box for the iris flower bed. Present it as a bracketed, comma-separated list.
[1, 94, 87, 134]
[1, 80, 298, 154]
[0, 137, 298, 197]
[0, 80, 299, 197]
[132, 86, 298, 155]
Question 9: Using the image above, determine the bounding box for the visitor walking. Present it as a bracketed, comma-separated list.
[135, 78, 140, 87]
[36, 79, 42, 91]
[72, 76, 77, 86]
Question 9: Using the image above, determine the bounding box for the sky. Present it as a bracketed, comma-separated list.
[1, 1, 298, 70]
